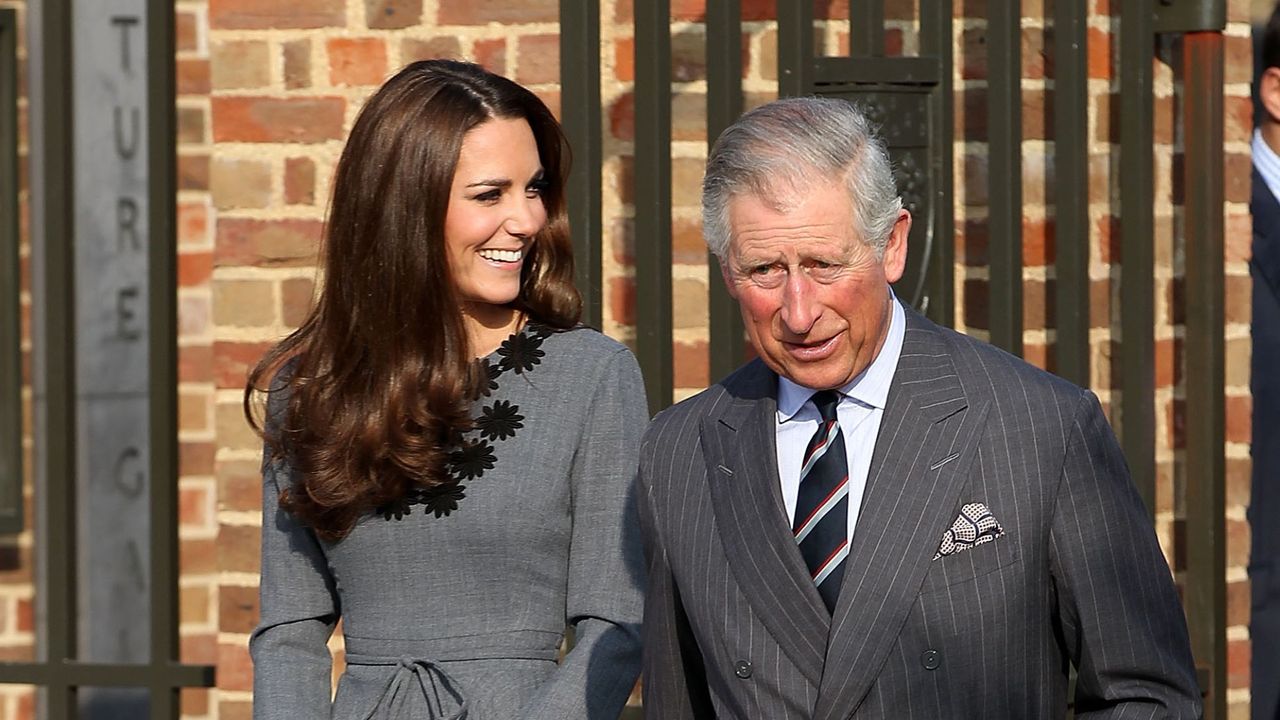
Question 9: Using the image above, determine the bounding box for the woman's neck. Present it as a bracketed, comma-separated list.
[462, 303, 523, 358]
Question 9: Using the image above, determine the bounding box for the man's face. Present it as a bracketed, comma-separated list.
[721, 181, 910, 391]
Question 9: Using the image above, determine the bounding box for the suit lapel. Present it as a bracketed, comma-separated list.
[703, 360, 829, 686]
[813, 313, 990, 720]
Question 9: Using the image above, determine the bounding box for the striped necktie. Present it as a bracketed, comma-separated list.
[792, 389, 849, 613]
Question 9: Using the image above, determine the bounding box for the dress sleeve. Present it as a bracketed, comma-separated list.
[519, 347, 649, 719]
[249, 392, 340, 720]
[1049, 390, 1202, 718]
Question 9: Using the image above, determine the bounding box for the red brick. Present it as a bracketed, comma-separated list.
[614, 38, 633, 83]
[1226, 394, 1251, 445]
[284, 157, 317, 206]
[1225, 34, 1253, 85]
[180, 484, 212, 529]
[1225, 95, 1254, 146]
[219, 700, 253, 720]
[284, 40, 312, 90]
[182, 633, 218, 666]
[402, 36, 463, 63]
[177, 58, 210, 96]
[218, 641, 254, 692]
[1227, 578, 1250, 629]
[674, 341, 710, 389]
[181, 441, 216, 477]
[15, 597, 31, 633]
[365, 0, 423, 29]
[179, 153, 210, 191]
[282, 277, 316, 328]
[438, 0, 558, 24]
[1022, 217, 1053, 267]
[182, 688, 211, 717]
[219, 525, 262, 575]
[220, 584, 261, 634]
[179, 250, 213, 288]
[609, 92, 635, 141]
[215, 341, 275, 390]
[212, 97, 345, 144]
[1226, 211, 1251, 263]
[516, 34, 559, 86]
[219, 460, 267, 513]
[673, 216, 707, 264]
[178, 201, 209, 247]
[176, 10, 199, 52]
[1226, 152, 1251, 204]
[610, 276, 636, 326]
[960, 28, 986, 81]
[215, 218, 323, 268]
[210, 0, 345, 29]
[181, 537, 217, 575]
[1228, 637, 1251, 689]
[327, 38, 388, 87]
[473, 38, 507, 75]
[1087, 26, 1112, 80]
[1022, 279, 1053, 332]
[179, 344, 213, 385]
[178, 106, 206, 145]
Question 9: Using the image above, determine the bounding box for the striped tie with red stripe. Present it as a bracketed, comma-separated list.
[792, 390, 849, 613]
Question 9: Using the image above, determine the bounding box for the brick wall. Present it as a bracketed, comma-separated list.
[1, 0, 34, 717]
[0, 0, 1256, 717]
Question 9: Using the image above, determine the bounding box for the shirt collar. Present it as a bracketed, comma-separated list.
[1254, 128, 1280, 206]
[776, 292, 906, 422]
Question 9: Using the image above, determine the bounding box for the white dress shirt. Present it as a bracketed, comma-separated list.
[1256, 128, 1280, 206]
[775, 294, 906, 544]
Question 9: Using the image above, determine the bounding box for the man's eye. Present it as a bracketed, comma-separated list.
[750, 265, 774, 275]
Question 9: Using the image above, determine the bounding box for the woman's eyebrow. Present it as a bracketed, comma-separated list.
[465, 178, 512, 188]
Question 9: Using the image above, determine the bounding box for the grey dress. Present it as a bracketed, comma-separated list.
[250, 325, 648, 719]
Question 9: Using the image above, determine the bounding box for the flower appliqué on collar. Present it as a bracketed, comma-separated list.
[378, 322, 554, 521]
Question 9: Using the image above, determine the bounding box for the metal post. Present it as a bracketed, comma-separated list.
[987, 2, 1023, 356]
[1052, 0, 1090, 386]
[0, 8, 23, 534]
[706, 0, 744, 382]
[559, 0, 603, 328]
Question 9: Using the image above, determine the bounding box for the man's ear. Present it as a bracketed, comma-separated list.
[881, 209, 911, 284]
[1262, 67, 1280, 124]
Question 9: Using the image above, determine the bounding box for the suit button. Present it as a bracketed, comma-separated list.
[921, 649, 941, 670]
[734, 660, 753, 679]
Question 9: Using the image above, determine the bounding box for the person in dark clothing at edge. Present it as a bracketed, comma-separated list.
[1253, 5, 1280, 719]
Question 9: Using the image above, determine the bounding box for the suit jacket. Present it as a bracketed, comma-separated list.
[1250, 163, 1280, 720]
[637, 307, 1202, 719]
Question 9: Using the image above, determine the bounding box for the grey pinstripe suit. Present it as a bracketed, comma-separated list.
[637, 306, 1202, 719]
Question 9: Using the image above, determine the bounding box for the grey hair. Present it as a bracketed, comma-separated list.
[701, 96, 903, 259]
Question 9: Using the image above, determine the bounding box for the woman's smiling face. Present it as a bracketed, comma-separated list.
[444, 117, 548, 316]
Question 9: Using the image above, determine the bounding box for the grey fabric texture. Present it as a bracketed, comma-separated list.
[250, 326, 647, 719]
[638, 306, 1203, 719]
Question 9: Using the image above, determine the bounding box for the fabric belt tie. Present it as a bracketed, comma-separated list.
[348, 654, 470, 720]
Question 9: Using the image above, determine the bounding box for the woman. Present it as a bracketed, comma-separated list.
[246, 60, 647, 719]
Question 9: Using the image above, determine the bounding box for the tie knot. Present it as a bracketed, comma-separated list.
[811, 390, 842, 423]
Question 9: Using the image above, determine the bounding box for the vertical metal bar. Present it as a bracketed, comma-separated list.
[776, 0, 813, 98]
[706, 0, 744, 383]
[919, 0, 954, 327]
[1053, 0, 1090, 386]
[987, 2, 1023, 356]
[1182, 31, 1225, 720]
[40, 0, 78, 714]
[633, 0, 673, 413]
[148, 0, 180, 713]
[559, 0, 603, 328]
[1119, 0, 1156, 515]
[0, 8, 23, 534]
[851, 0, 885, 57]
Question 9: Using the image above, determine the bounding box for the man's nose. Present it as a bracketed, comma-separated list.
[779, 272, 819, 335]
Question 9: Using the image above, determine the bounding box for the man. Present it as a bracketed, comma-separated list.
[636, 97, 1202, 718]
[1251, 6, 1280, 719]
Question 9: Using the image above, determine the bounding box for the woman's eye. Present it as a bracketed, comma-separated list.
[526, 179, 549, 197]
[473, 189, 501, 203]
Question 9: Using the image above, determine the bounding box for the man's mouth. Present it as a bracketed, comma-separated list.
[783, 334, 839, 360]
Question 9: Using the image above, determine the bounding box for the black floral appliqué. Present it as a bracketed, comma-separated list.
[382, 321, 556, 524]
[422, 484, 466, 518]
[449, 439, 497, 481]
[476, 399, 524, 441]
[496, 330, 546, 374]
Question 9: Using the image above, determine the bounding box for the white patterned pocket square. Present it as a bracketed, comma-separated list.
[933, 502, 1004, 560]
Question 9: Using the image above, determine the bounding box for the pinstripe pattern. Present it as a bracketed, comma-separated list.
[638, 307, 1202, 719]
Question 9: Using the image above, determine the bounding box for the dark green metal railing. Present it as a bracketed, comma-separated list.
[0, 8, 22, 535]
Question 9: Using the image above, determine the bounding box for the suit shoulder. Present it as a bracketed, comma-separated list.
[929, 322, 1088, 406]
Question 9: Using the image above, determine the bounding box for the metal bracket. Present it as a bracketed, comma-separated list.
[1153, 0, 1226, 33]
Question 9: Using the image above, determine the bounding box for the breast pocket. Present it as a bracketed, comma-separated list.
[918, 538, 1020, 596]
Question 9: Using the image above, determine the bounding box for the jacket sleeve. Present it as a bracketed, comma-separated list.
[1049, 390, 1202, 718]
[636, 420, 716, 719]
[519, 347, 648, 719]
[249, 394, 340, 720]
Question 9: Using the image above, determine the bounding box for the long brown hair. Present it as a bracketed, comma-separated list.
[245, 60, 581, 541]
